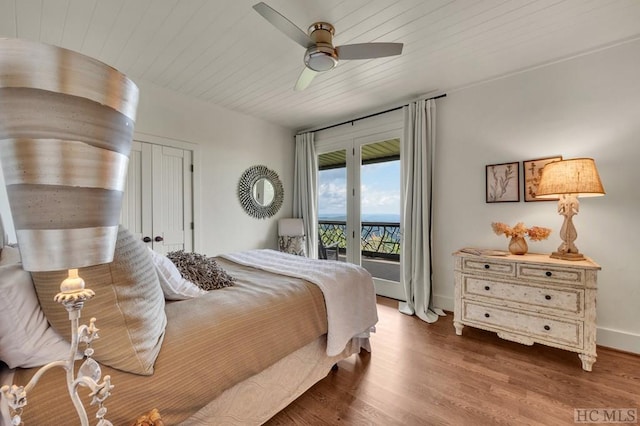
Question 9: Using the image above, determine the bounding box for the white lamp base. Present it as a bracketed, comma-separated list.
[0, 270, 113, 426]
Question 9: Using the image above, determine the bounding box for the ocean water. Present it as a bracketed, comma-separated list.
[319, 213, 400, 223]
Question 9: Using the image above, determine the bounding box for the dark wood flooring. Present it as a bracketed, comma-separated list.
[266, 296, 640, 425]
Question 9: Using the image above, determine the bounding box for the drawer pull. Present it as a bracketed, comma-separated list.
[484, 264, 490, 269]
[484, 313, 490, 318]
[544, 325, 551, 331]
[484, 286, 491, 291]
[545, 271, 552, 277]
[545, 295, 552, 300]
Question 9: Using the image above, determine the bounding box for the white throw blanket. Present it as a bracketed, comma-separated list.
[221, 249, 378, 356]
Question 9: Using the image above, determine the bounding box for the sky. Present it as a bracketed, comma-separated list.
[318, 160, 400, 219]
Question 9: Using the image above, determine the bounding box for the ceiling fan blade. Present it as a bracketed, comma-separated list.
[252, 2, 314, 49]
[294, 67, 318, 91]
[336, 42, 403, 60]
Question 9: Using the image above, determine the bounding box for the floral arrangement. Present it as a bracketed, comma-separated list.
[491, 222, 551, 241]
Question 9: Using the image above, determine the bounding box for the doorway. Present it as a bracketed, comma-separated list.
[317, 134, 404, 300]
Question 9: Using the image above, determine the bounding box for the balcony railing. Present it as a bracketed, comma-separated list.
[318, 220, 400, 261]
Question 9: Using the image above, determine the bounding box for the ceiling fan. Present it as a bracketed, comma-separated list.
[253, 2, 404, 91]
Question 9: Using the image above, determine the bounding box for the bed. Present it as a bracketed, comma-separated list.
[0, 226, 378, 425]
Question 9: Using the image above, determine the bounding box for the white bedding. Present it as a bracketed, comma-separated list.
[221, 249, 378, 356]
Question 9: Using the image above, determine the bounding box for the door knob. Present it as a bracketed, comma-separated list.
[154, 236, 164, 242]
[143, 236, 151, 243]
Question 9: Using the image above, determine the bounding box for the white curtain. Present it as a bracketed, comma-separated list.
[293, 132, 318, 258]
[399, 99, 444, 323]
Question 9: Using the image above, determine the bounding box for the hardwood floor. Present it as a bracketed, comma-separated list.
[266, 296, 640, 425]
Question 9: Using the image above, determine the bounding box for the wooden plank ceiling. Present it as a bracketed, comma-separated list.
[1, 0, 639, 131]
[319, 138, 400, 169]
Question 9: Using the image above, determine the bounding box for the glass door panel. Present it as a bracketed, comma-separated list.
[359, 139, 401, 281]
[317, 149, 347, 261]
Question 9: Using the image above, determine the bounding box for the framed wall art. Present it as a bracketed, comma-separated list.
[523, 156, 562, 201]
[486, 162, 519, 203]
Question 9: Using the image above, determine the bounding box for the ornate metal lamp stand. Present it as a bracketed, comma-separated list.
[1, 270, 114, 426]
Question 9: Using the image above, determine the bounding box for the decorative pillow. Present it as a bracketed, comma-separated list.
[148, 248, 207, 300]
[0, 246, 72, 368]
[166, 250, 235, 291]
[31, 226, 166, 376]
[279, 235, 307, 257]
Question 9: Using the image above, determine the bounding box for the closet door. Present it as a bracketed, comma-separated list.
[151, 144, 193, 254]
[120, 141, 152, 242]
[120, 141, 193, 254]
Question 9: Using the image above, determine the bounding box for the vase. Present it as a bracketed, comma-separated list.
[508, 236, 528, 255]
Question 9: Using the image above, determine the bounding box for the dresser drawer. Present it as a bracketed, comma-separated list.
[462, 301, 583, 348]
[462, 258, 515, 277]
[463, 277, 584, 315]
[518, 264, 584, 284]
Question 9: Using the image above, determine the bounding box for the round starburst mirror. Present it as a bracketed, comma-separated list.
[237, 165, 283, 219]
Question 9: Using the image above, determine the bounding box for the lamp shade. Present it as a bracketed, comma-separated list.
[536, 158, 605, 199]
[0, 38, 139, 271]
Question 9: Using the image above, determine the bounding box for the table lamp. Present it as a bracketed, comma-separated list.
[0, 38, 138, 426]
[535, 158, 605, 261]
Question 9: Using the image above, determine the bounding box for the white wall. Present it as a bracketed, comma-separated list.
[0, 80, 295, 256]
[133, 81, 295, 256]
[433, 39, 640, 353]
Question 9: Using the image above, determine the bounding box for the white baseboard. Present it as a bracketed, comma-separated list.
[432, 294, 640, 355]
[433, 294, 454, 312]
[596, 327, 640, 354]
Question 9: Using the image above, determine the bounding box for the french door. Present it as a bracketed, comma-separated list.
[317, 129, 405, 300]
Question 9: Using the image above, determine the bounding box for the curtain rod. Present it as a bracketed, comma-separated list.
[298, 93, 447, 135]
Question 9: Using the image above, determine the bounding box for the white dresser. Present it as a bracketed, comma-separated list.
[453, 251, 601, 371]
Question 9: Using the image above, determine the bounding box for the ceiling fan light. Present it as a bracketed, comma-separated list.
[304, 45, 338, 72]
[253, 4, 403, 90]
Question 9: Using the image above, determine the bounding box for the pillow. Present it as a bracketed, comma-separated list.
[0, 245, 20, 266]
[0, 246, 72, 368]
[31, 226, 166, 375]
[148, 248, 207, 300]
[166, 250, 235, 291]
[278, 235, 307, 256]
